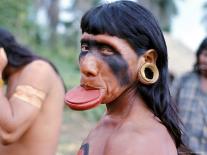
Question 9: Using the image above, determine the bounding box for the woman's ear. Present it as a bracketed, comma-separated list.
[136, 49, 159, 85]
[142, 49, 158, 64]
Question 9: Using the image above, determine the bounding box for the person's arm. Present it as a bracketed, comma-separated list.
[0, 60, 53, 145]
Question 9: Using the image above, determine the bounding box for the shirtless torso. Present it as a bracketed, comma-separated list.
[78, 95, 177, 155]
[0, 60, 65, 155]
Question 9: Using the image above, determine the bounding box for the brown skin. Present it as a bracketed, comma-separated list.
[199, 49, 207, 93]
[78, 33, 177, 155]
[0, 48, 65, 155]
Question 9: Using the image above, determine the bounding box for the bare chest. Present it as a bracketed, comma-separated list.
[78, 119, 118, 155]
[79, 130, 111, 155]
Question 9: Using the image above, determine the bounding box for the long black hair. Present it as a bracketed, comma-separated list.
[194, 37, 207, 74]
[0, 28, 65, 90]
[81, 0, 183, 148]
[0, 28, 39, 69]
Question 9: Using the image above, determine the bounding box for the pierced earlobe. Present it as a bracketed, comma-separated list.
[138, 63, 159, 85]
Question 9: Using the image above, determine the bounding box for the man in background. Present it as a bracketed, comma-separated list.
[171, 37, 207, 154]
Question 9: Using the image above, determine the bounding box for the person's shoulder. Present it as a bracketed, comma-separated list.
[179, 71, 197, 80]
[23, 59, 55, 75]
[104, 129, 173, 155]
[20, 59, 60, 82]
[105, 122, 177, 155]
[104, 130, 149, 155]
[17, 59, 60, 92]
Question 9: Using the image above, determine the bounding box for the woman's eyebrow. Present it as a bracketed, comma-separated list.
[80, 39, 119, 52]
[80, 39, 89, 44]
[80, 39, 97, 45]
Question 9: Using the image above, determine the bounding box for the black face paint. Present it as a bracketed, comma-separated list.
[102, 54, 130, 86]
[79, 50, 88, 61]
[79, 39, 131, 86]
[77, 143, 89, 155]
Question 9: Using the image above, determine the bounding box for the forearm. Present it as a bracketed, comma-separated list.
[0, 52, 25, 144]
[0, 84, 36, 145]
[0, 85, 15, 132]
[0, 78, 19, 144]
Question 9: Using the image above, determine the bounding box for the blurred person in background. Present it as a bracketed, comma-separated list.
[171, 37, 207, 154]
[0, 28, 65, 155]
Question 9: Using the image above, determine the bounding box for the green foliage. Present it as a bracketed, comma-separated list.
[0, 0, 80, 88]
[0, 0, 35, 40]
[158, 0, 177, 32]
[92, 0, 101, 5]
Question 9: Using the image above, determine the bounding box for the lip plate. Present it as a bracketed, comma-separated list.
[64, 86, 103, 110]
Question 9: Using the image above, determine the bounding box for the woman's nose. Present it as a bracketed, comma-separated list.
[80, 55, 98, 77]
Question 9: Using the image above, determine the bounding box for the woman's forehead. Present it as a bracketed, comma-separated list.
[81, 33, 136, 56]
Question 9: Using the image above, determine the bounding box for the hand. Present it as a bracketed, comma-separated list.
[0, 48, 8, 75]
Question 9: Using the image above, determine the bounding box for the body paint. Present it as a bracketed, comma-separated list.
[80, 39, 131, 86]
[77, 143, 89, 155]
[102, 54, 130, 86]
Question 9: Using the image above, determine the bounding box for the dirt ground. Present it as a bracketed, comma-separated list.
[57, 108, 96, 155]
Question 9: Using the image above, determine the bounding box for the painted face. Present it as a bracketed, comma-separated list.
[79, 33, 140, 104]
[198, 49, 207, 77]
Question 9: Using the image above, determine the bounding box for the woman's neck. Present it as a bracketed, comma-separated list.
[106, 86, 151, 119]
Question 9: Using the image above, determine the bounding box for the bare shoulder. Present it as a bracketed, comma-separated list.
[23, 60, 55, 75]
[104, 123, 177, 155]
[105, 130, 156, 155]
[17, 60, 60, 92]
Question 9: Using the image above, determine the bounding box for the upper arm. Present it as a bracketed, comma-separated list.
[1, 60, 54, 144]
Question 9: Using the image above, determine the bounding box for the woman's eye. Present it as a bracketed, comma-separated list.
[81, 44, 89, 52]
[100, 47, 114, 56]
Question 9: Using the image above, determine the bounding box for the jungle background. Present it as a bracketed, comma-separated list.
[0, 0, 206, 154]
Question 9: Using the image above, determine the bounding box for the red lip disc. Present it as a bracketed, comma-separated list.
[64, 86, 103, 110]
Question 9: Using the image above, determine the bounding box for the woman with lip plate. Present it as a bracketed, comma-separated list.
[65, 1, 189, 155]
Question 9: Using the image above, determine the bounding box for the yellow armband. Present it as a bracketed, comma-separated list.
[0, 79, 4, 88]
[12, 85, 46, 108]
